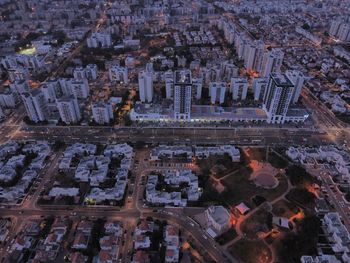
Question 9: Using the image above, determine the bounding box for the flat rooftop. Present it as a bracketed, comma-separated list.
[174, 70, 191, 84]
[271, 73, 293, 87]
[191, 106, 267, 120]
[286, 108, 309, 117]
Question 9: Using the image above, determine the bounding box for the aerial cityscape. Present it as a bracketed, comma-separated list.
[0, 0, 349, 262]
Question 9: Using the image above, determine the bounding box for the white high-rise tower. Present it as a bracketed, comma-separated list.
[263, 73, 294, 124]
[173, 70, 192, 121]
[139, 63, 154, 103]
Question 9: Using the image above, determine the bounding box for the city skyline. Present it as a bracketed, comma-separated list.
[0, 0, 349, 263]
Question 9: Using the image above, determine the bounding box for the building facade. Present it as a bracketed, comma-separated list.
[209, 82, 226, 104]
[56, 96, 81, 124]
[21, 89, 48, 123]
[263, 74, 294, 124]
[173, 70, 192, 121]
[92, 102, 114, 125]
[231, 77, 248, 101]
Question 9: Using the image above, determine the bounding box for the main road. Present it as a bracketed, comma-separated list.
[2, 124, 331, 148]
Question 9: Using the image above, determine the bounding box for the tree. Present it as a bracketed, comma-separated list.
[14, 39, 31, 52]
[124, 114, 132, 126]
[298, 215, 320, 237]
[160, 86, 166, 98]
[122, 90, 130, 102]
[278, 215, 320, 262]
[70, 19, 84, 28]
[24, 152, 38, 166]
[287, 188, 315, 206]
[23, 116, 34, 125]
[111, 33, 122, 43]
[0, 33, 10, 42]
[52, 30, 67, 45]
[25, 32, 41, 41]
[302, 23, 311, 30]
[134, 141, 146, 149]
[53, 140, 65, 151]
[285, 165, 315, 186]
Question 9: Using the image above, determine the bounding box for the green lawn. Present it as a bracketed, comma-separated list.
[268, 151, 289, 169]
[53, 172, 77, 188]
[286, 188, 315, 209]
[198, 148, 290, 208]
[220, 170, 288, 207]
[245, 147, 267, 162]
[241, 208, 272, 238]
[336, 114, 350, 124]
[229, 239, 272, 263]
[215, 228, 238, 245]
[272, 199, 300, 218]
[196, 153, 243, 177]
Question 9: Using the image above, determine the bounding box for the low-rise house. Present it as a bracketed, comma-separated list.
[72, 233, 89, 250]
[286, 146, 350, 182]
[29, 155, 47, 170]
[104, 221, 123, 236]
[96, 219, 123, 263]
[136, 220, 154, 235]
[48, 187, 79, 197]
[146, 170, 199, 207]
[134, 234, 151, 249]
[99, 235, 118, 251]
[24, 220, 42, 236]
[195, 145, 241, 162]
[132, 251, 150, 263]
[63, 143, 97, 157]
[11, 235, 34, 251]
[97, 249, 119, 263]
[165, 225, 179, 246]
[6, 155, 25, 168]
[165, 246, 179, 263]
[150, 145, 193, 161]
[323, 213, 350, 254]
[300, 255, 341, 263]
[0, 166, 17, 183]
[34, 217, 68, 261]
[104, 143, 134, 159]
[70, 252, 88, 263]
[0, 141, 19, 160]
[235, 202, 250, 215]
[44, 233, 63, 246]
[151, 145, 240, 162]
[77, 220, 93, 235]
[51, 218, 69, 233]
[59, 157, 72, 170]
[86, 182, 126, 203]
[0, 219, 10, 242]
